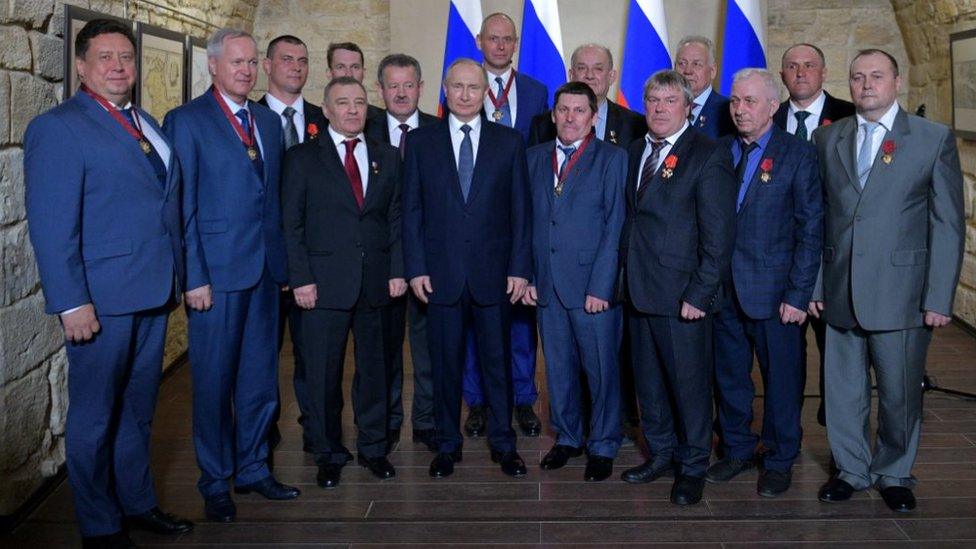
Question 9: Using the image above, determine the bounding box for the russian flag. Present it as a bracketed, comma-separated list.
[518, 0, 565, 107]
[719, 0, 766, 95]
[616, 0, 671, 113]
[439, 0, 483, 116]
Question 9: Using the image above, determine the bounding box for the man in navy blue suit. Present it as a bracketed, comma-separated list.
[675, 36, 735, 139]
[462, 12, 550, 439]
[403, 58, 531, 479]
[708, 69, 822, 498]
[164, 28, 299, 523]
[24, 19, 191, 547]
[522, 82, 627, 482]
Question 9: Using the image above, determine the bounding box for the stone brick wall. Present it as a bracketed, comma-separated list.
[891, 0, 976, 328]
[0, 0, 256, 519]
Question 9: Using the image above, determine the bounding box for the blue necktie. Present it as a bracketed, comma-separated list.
[857, 121, 879, 188]
[236, 107, 264, 178]
[458, 124, 474, 201]
[120, 107, 167, 187]
[557, 145, 576, 177]
[494, 76, 513, 128]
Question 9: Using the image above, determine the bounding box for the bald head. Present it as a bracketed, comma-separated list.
[569, 43, 617, 101]
[477, 12, 518, 73]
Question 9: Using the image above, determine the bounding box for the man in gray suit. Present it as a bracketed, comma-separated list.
[810, 49, 964, 513]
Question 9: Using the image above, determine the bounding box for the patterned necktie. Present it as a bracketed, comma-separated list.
[120, 107, 167, 187]
[857, 121, 879, 188]
[735, 141, 759, 211]
[236, 108, 264, 177]
[397, 123, 410, 159]
[458, 124, 474, 201]
[689, 102, 701, 123]
[282, 106, 299, 149]
[637, 139, 665, 198]
[342, 138, 365, 209]
[794, 110, 811, 141]
[493, 76, 513, 127]
[555, 144, 576, 195]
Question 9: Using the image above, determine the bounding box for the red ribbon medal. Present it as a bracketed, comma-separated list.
[487, 69, 516, 122]
[81, 84, 153, 155]
[211, 86, 259, 160]
[550, 132, 595, 195]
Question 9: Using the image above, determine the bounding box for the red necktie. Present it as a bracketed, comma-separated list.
[343, 138, 364, 209]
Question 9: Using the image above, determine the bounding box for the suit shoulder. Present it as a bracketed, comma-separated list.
[418, 111, 439, 125]
[594, 139, 629, 162]
[907, 113, 951, 137]
[409, 121, 445, 140]
[485, 119, 525, 143]
[285, 139, 320, 161]
[517, 72, 547, 92]
[167, 94, 210, 120]
[527, 140, 553, 160]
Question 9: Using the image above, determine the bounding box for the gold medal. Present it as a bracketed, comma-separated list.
[247, 147, 258, 160]
[882, 154, 892, 164]
[492, 110, 503, 121]
[760, 172, 771, 183]
[661, 168, 673, 179]
[554, 183, 563, 196]
[140, 140, 152, 154]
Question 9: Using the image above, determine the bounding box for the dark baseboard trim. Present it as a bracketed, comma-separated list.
[0, 350, 189, 535]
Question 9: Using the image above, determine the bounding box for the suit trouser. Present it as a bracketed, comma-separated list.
[713, 300, 804, 471]
[630, 310, 713, 477]
[65, 306, 169, 536]
[273, 290, 311, 448]
[462, 304, 538, 407]
[428, 286, 517, 453]
[539, 302, 623, 458]
[189, 270, 279, 497]
[385, 293, 435, 432]
[825, 323, 930, 489]
[302, 290, 388, 465]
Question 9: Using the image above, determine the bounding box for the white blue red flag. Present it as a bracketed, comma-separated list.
[439, 0, 483, 115]
[719, 0, 766, 94]
[616, 0, 671, 113]
[518, 0, 565, 107]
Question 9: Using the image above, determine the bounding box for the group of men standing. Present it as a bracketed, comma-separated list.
[23, 10, 964, 549]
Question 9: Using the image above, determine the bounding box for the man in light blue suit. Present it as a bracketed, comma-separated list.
[463, 11, 550, 438]
[164, 27, 298, 523]
[522, 82, 627, 482]
[24, 19, 191, 547]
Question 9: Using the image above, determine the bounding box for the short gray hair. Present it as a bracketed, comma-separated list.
[207, 28, 256, 58]
[377, 53, 423, 86]
[676, 35, 716, 66]
[643, 70, 694, 106]
[323, 76, 367, 104]
[731, 68, 781, 102]
[570, 43, 614, 69]
[443, 57, 488, 88]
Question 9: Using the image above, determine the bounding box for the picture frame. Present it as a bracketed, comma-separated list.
[950, 28, 976, 140]
[185, 35, 211, 103]
[135, 22, 187, 121]
[63, 5, 134, 99]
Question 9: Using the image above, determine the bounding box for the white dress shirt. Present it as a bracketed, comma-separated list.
[553, 137, 584, 187]
[387, 110, 420, 144]
[329, 125, 370, 194]
[220, 91, 264, 155]
[448, 113, 482, 168]
[264, 92, 306, 142]
[786, 89, 826, 139]
[855, 101, 899, 170]
[691, 87, 713, 123]
[483, 66, 518, 127]
[639, 121, 691, 176]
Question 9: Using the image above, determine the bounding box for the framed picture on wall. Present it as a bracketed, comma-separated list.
[951, 28, 976, 140]
[136, 23, 186, 121]
[186, 35, 211, 102]
[63, 5, 134, 99]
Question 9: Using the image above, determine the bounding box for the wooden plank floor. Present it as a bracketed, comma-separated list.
[6, 323, 976, 547]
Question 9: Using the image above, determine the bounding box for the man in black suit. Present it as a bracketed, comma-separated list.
[528, 43, 645, 148]
[675, 36, 735, 138]
[364, 53, 439, 454]
[618, 70, 736, 505]
[773, 42, 855, 427]
[281, 77, 404, 489]
[258, 34, 329, 459]
[327, 41, 384, 120]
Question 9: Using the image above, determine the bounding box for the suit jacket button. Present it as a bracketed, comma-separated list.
[550, 220, 556, 226]
[855, 215, 862, 221]
[551, 248, 556, 254]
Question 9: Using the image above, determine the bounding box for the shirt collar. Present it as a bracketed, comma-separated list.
[646, 120, 690, 147]
[328, 125, 365, 147]
[387, 110, 420, 133]
[219, 90, 247, 114]
[856, 101, 899, 132]
[486, 66, 514, 86]
[788, 89, 826, 118]
[449, 113, 481, 134]
[738, 125, 775, 152]
[264, 93, 304, 116]
[556, 137, 584, 149]
[692, 87, 713, 108]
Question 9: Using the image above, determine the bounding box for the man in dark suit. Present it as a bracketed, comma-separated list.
[708, 69, 822, 498]
[164, 28, 299, 523]
[812, 49, 964, 513]
[364, 53, 440, 453]
[24, 19, 191, 547]
[675, 36, 735, 139]
[282, 77, 403, 489]
[326, 41, 384, 120]
[773, 42, 855, 427]
[403, 58, 531, 479]
[522, 82, 628, 481]
[463, 12, 549, 438]
[618, 70, 736, 506]
[257, 33, 329, 459]
[528, 43, 645, 148]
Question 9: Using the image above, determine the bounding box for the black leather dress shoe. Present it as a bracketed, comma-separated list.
[491, 449, 527, 477]
[359, 455, 396, 479]
[430, 450, 462, 478]
[584, 456, 614, 482]
[757, 469, 792, 498]
[515, 405, 541, 437]
[621, 458, 674, 484]
[464, 406, 487, 436]
[317, 463, 343, 489]
[82, 531, 134, 549]
[127, 506, 194, 535]
[670, 475, 705, 505]
[412, 428, 438, 452]
[705, 456, 755, 483]
[880, 486, 916, 512]
[540, 444, 583, 470]
[234, 476, 300, 500]
[818, 477, 855, 502]
[203, 492, 236, 523]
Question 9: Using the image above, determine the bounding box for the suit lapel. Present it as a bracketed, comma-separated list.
[204, 93, 257, 174]
[638, 128, 694, 207]
[135, 106, 179, 196]
[76, 95, 164, 194]
[437, 123, 466, 205]
[363, 140, 383, 210]
[834, 117, 860, 194]
[862, 109, 909, 197]
[605, 101, 621, 144]
[252, 105, 276, 186]
[555, 140, 597, 211]
[626, 140, 644, 210]
[316, 136, 364, 213]
[465, 122, 493, 205]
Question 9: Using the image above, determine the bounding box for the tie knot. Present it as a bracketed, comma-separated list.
[235, 108, 248, 120]
[495, 76, 505, 86]
[399, 123, 411, 133]
[741, 141, 759, 155]
[558, 145, 577, 157]
[862, 121, 879, 133]
[650, 139, 666, 151]
[795, 110, 810, 122]
[460, 124, 472, 135]
[343, 138, 359, 152]
[282, 106, 296, 119]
